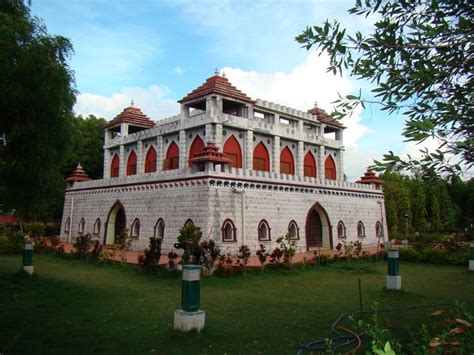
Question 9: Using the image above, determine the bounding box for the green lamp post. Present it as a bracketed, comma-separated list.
[22, 238, 34, 275]
[469, 241, 474, 271]
[386, 249, 401, 290]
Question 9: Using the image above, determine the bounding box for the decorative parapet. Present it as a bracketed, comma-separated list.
[255, 99, 314, 121]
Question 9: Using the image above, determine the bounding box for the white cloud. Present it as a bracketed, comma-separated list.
[173, 66, 184, 75]
[75, 85, 179, 121]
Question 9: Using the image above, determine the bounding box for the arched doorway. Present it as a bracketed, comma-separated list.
[105, 201, 126, 245]
[305, 203, 332, 250]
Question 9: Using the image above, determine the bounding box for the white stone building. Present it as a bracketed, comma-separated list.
[61, 74, 387, 254]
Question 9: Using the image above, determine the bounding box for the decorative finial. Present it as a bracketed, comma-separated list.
[76, 163, 82, 169]
[214, 67, 220, 76]
[314, 101, 318, 107]
[131, 99, 134, 107]
[222, 71, 226, 78]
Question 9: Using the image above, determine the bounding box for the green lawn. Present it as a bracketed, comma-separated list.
[0, 255, 473, 354]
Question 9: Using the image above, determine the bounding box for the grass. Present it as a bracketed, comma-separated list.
[0, 255, 473, 354]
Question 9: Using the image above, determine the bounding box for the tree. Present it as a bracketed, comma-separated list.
[296, 0, 473, 176]
[63, 114, 106, 180]
[0, 0, 76, 219]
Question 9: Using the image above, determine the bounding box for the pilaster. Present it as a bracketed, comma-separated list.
[205, 124, 213, 143]
[318, 145, 325, 181]
[157, 135, 163, 173]
[338, 150, 344, 181]
[103, 148, 111, 178]
[272, 136, 280, 173]
[119, 145, 125, 177]
[137, 140, 144, 174]
[297, 141, 304, 177]
[245, 130, 254, 170]
[215, 124, 223, 148]
[179, 130, 187, 169]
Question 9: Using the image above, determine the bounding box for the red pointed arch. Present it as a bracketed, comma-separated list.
[304, 151, 317, 177]
[324, 155, 336, 180]
[126, 150, 137, 175]
[144, 146, 157, 173]
[223, 135, 242, 168]
[164, 141, 179, 170]
[253, 142, 270, 171]
[188, 136, 205, 167]
[280, 146, 295, 175]
[110, 154, 120, 177]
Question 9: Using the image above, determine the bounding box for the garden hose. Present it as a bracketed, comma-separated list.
[297, 300, 473, 354]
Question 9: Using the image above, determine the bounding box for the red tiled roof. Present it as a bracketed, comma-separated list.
[104, 106, 155, 129]
[0, 215, 17, 224]
[356, 169, 384, 185]
[66, 164, 93, 183]
[179, 75, 255, 104]
[307, 107, 345, 128]
[189, 143, 232, 165]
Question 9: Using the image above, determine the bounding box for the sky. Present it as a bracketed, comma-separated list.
[31, 0, 422, 181]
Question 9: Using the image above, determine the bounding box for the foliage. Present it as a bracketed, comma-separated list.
[115, 228, 133, 264]
[97, 247, 111, 264]
[399, 244, 468, 266]
[138, 237, 162, 272]
[175, 224, 202, 264]
[269, 247, 283, 265]
[237, 244, 251, 277]
[199, 238, 221, 276]
[256, 244, 268, 274]
[62, 114, 106, 180]
[73, 234, 93, 260]
[25, 223, 45, 241]
[0, 0, 76, 219]
[0, 231, 24, 254]
[276, 234, 296, 264]
[382, 172, 473, 238]
[215, 253, 234, 277]
[297, 0, 473, 176]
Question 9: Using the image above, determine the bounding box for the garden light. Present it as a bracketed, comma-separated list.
[386, 249, 401, 290]
[22, 238, 34, 275]
[174, 264, 205, 332]
[469, 241, 474, 271]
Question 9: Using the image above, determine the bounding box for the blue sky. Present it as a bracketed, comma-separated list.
[31, 0, 417, 181]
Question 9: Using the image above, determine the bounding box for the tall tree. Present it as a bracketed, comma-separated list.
[297, 0, 473, 176]
[0, 0, 76, 219]
[63, 114, 106, 180]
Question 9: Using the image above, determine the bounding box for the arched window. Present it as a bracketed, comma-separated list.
[93, 218, 101, 235]
[184, 219, 194, 227]
[221, 219, 237, 242]
[64, 217, 70, 233]
[154, 218, 165, 239]
[375, 221, 384, 237]
[131, 218, 140, 238]
[304, 151, 317, 178]
[357, 221, 366, 238]
[188, 136, 205, 167]
[280, 146, 295, 175]
[223, 135, 242, 168]
[110, 154, 120, 178]
[258, 219, 271, 241]
[126, 151, 137, 176]
[164, 141, 179, 170]
[325, 155, 336, 180]
[288, 220, 299, 240]
[78, 218, 85, 235]
[144, 146, 157, 173]
[253, 142, 270, 171]
[337, 221, 346, 238]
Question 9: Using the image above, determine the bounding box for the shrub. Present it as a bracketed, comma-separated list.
[269, 247, 283, 265]
[237, 245, 251, 277]
[0, 231, 25, 255]
[175, 224, 202, 264]
[73, 234, 93, 260]
[44, 223, 60, 236]
[138, 237, 162, 272]
[276, 234, 296, 264]
[26, 223, 45, 241]
[215, 253, 234, 277]
[55, 244, 65, 257]
[116, 228, 133, 264]
[256, 244, 268, 274]
[200, 239, 220, 275]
